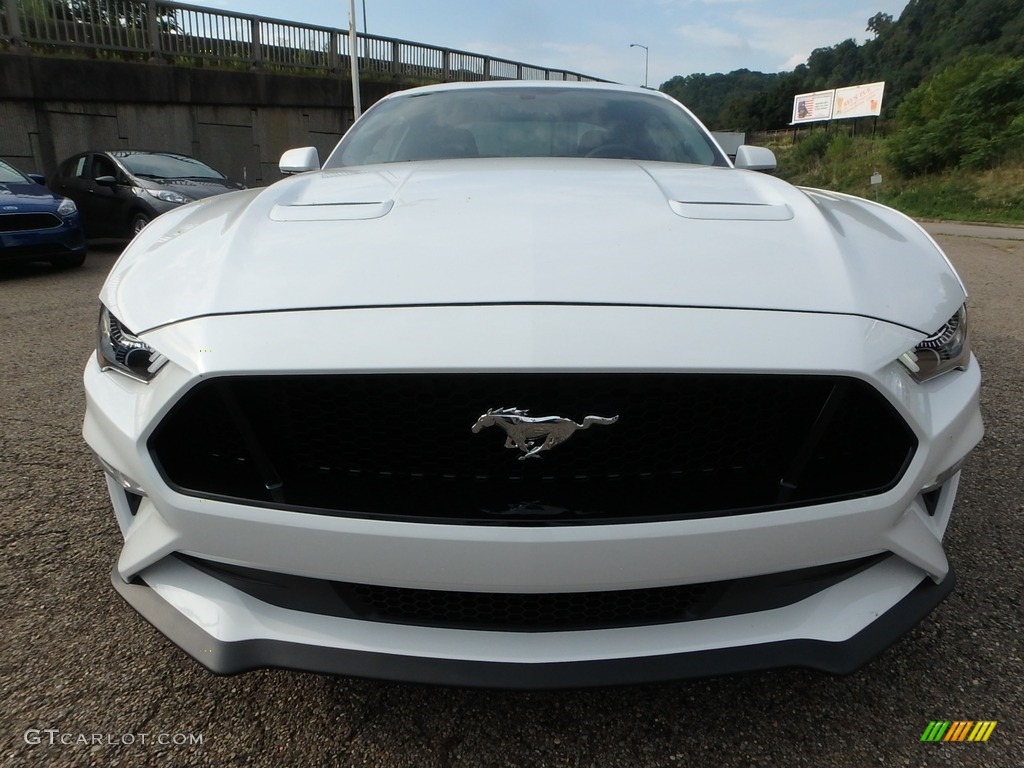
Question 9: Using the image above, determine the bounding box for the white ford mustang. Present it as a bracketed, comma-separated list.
[84, 81, 982, 687]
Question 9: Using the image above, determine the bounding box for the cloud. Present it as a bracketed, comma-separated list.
[667, 6, 873, 74]
[781, 53, 808, 69]
[665, 22, 768, 77]
[733, 9, 870, 70]
[463, 38, 628, 83]
[672, 23, 753, 54]
[656, 0, 759, 5]
[652, 2, 906, 77]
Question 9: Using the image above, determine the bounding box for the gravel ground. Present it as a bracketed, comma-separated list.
[1, 225, 1021, 768]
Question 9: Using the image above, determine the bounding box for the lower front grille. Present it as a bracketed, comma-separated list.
[149, 373, 917, 525]
[0, 242, 78, 260]
[179, 553, 889, 632]
[0, 212, 62, 232]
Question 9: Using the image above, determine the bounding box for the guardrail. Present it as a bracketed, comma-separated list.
[0, 0, 603, 83]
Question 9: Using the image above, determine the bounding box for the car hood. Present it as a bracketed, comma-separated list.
[0, 180, 62, 211]
[139, 177, 244, 201]
[103, 158, 965, 335]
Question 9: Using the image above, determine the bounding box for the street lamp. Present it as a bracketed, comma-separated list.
[348, 0, 361, 118]
[629, 43, 648, 88]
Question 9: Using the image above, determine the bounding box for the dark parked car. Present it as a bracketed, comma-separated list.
[50, 151, 244, 238]
[0, 158, 86, 268]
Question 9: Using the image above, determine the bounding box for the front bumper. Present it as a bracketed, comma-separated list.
[112, 557, 955, 688]
[0, 218, 86, 263]
[85, 305, 983, 686]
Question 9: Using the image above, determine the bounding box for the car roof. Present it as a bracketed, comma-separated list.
[375, 80, 678, 104]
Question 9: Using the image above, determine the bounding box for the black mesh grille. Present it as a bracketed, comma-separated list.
[149, 373, 916, 525]
[346, 581, 713, 630]
[0, 212, 62, 232]
[179, 553, 889, 632]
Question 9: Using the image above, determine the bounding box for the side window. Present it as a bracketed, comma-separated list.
[64, 155, 88, 178]
[90, 156, 118, 180]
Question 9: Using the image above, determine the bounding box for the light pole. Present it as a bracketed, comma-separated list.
[348, 0, 361, 118]
[629, 43, 648, 89]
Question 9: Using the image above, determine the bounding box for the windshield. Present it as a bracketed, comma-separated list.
[114, 152, 226, 180]
[0, 159, 31, 184]
[327, 86, 728, 168]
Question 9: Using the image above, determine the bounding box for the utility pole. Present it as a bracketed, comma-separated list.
[349, 0, 361, 119]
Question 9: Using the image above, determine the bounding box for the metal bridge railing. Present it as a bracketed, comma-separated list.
[1, 0, 604, 83]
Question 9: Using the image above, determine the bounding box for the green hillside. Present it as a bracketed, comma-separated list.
[662, 0, 1024, 131]
[767, 129, 1024, 223]
[660, 1, 1024, 223]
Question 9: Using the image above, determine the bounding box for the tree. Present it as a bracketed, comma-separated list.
[661, 69, 788, 130]
[866, 12, 894, 38]
[19, 0, 179, 31]
[888, 54, 1024, 175]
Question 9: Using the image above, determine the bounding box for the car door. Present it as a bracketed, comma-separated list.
[81, 154, 134, 237]
[51, 153, 131, 237]
[50, 153, 91, 217]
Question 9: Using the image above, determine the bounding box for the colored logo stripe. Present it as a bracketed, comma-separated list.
[921, 721, 997, 742]
[944, 721, 973, 741]
[969, 721, 998, 742]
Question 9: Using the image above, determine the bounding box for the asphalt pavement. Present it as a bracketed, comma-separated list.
[1, 226, 1021, 768]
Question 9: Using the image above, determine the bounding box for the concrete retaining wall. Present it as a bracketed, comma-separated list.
[0, 53, 395, 185]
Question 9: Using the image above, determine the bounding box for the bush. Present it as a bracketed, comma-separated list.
[791, 130, 832, 164]
[825, 132, 855, 162]
[888, 55, 1024, 175]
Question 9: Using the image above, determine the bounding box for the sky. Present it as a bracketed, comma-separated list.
[185, 1, 911, 87]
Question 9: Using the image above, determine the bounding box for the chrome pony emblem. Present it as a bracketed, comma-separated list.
[471, 407, 619, 460]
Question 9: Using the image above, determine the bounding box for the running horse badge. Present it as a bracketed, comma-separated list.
[471, 407, 619, 460]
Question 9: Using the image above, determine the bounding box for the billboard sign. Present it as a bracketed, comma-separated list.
[833, 81, 886, 119]
[791, 90, 835, 124]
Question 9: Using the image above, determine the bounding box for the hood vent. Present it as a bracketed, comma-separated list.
[270, 200, 394, 222]
[669, 200, 793, 221]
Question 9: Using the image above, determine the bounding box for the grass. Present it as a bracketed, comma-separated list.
[765, 130, 1024, 224]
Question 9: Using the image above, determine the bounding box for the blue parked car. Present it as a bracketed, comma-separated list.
[0, 158, 87, 268]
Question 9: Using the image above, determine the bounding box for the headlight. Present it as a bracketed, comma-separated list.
[898, 305, 970, 382]
[148, 189, 189, 205]
[56, 197, 77, 216]
[97, 305, 168, 382]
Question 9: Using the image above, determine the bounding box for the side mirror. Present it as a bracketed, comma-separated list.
[94, 175, 118, 187]
[27, 173, 46, 185]
[734, 145, 777, 172]
[279, 147, 320, 175]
